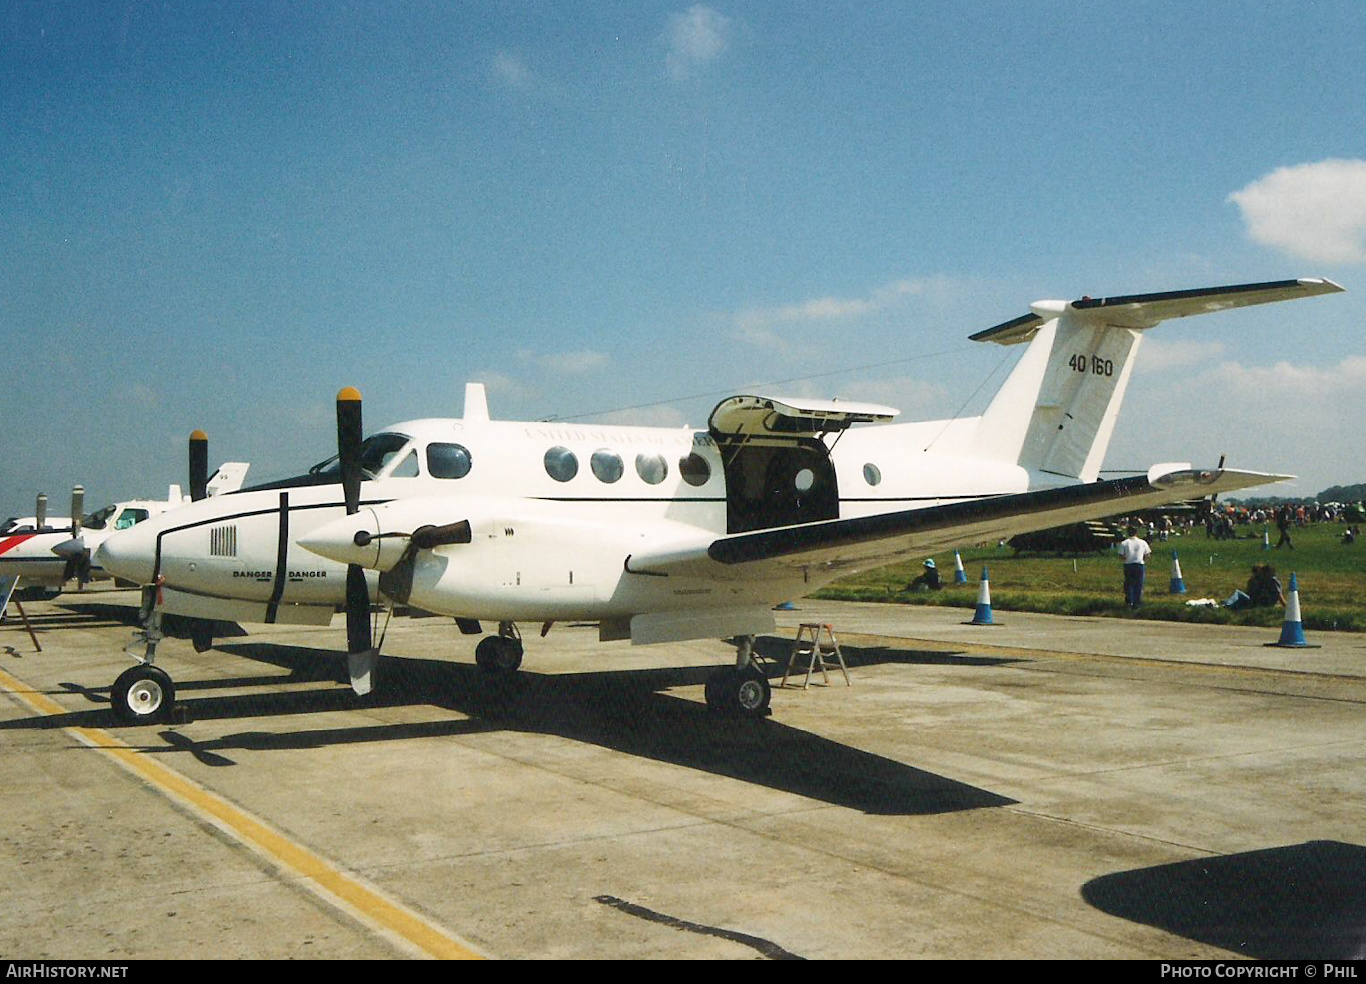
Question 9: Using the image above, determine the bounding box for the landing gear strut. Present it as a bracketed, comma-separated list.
[475, 621, 524, 674]
[704, 635, 771, 718]
[111, 584, 176, 725]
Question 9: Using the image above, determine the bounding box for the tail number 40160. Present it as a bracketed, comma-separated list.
[1068, 354, 1114, 377]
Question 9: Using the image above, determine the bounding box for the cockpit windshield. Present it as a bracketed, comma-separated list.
[306, 433, 413, 480]
[240, 432, 416, 493]
[81, 505, 119, 531]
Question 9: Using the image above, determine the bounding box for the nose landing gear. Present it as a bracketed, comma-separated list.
[110, 584, 177, 725]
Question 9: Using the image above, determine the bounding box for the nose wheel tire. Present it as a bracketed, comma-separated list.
[111, 665, 176, 725]
[475, 635, 523, 674]
[704, 666, 772, 718]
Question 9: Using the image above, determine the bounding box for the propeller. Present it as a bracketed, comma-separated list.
[337, 387, 377, 694]
[35, 493, 47, 530]
[54, 486, 90, 586]
[188, 430, 215, 652]
[189, 430, 209, 501]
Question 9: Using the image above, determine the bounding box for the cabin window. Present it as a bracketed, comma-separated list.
[544, 446, 579, 482]
[863, 463, 882, 486]
[389, 450, 421, 478]
[427, 443, 472, 479]
[635, 453, 668, 485]
[679, 453, 711, 487]
[591, 450, 624, 484]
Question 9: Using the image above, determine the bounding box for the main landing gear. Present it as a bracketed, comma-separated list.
[110, 585, 176, 725]
[704, 635, 771, 718]
[474, 621, 524, 674]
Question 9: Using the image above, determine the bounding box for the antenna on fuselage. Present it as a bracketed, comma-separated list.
[463, 382, 490, 423]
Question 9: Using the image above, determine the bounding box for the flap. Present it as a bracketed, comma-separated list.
[708, 395, 898, 441]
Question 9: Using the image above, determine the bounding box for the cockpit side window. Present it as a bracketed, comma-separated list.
[307, 433, 412, 480]
[427, 443, 473, 479]
[114, 508, 151, 530]
[388, 450, 421, 478]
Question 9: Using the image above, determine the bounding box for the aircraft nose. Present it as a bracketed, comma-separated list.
[95, 525, 157, 585]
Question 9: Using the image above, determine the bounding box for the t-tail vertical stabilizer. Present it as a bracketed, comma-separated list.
[969, 278, 1343, 482]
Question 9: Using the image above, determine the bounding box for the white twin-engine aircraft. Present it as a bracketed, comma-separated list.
[0, 459, 249, 607]
[94, 277, 1343, 724]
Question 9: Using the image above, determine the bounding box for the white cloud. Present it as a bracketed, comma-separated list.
[732, 277, 934, 346]
[1110, 354, 1366, 495]
[491, 51, 532, 91]
[1133, 338, 1226, 374]
[516, 349, 610, 374]
[1205, 354, 1366, 398]
[1228, 159, 1366, 264]
[666, 5, 732, 79]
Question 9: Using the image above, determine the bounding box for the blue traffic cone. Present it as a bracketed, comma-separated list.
[953, 550, 968, 584]
[966, 566, 999, 625]
[1265, 573, 1320, 648]
[1169, 550, 1187, 594]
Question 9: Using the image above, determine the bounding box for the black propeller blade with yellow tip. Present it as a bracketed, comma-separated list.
[188, 430, 216, 652]
[336, 387, 377, 693]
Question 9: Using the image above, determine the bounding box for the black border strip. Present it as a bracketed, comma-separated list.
[1070, 278, 1305, 310]
[264, 492, 290, 624]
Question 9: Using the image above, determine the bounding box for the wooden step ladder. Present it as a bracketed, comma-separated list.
[782, 622, 849, 689]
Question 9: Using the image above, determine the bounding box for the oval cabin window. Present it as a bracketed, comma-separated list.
[544, 446, 579, 482]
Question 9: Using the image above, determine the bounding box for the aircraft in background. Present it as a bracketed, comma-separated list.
[95, 277, 1343, 724]
[0, 457, 249, 607]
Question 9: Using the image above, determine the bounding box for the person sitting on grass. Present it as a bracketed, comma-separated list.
[904, 559, 942, 592]
[1224, 563, 1286, 610]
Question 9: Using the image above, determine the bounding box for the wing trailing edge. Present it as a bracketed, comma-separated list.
[626, 466, 1289, 580]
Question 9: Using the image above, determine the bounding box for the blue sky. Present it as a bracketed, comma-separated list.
[4, 1, 1365, 517]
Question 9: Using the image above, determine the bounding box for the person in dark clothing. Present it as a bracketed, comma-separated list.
[1275, 506, 1294, 549]
[1225, 564, 1286, 609]
[905, 559, 942, 592]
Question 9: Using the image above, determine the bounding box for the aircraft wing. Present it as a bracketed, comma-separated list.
[626, 466, 1286, 580]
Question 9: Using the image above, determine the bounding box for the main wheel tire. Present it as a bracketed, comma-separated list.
[475, 636, 523, 674]
[110, 665, 176, 725]
[704, 666, 771, 718]
[735, 667, 772, 718]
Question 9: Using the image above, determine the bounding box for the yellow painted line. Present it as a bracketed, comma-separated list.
[0, 665, 485, 960]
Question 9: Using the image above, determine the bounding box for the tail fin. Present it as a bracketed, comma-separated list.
[206, 462, 251, 496]
[971, 278, 1343, 481]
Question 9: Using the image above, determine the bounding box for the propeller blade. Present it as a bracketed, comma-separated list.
[70, 486, 84, 539]
[336, 387, 363, 516]
[335, 387, 374, 670]
[35, 494, 47, 530]
[189, 430, 209, 501]
[345, 563, 373, 653]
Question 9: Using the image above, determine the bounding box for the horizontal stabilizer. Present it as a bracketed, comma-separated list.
[971, 278, 1343, 345]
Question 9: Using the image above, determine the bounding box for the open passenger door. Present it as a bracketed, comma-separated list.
[708, 395, 898, 534]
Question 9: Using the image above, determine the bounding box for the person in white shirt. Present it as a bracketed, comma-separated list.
[1118, 526, 1153, 609]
